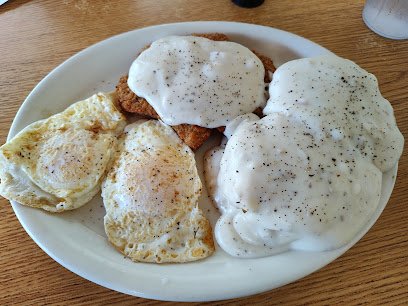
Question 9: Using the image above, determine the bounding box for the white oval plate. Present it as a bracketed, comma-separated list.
[8, 22, 397, 302]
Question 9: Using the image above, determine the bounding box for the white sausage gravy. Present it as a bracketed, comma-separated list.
[128, 36, 266, 128]
[205, 55, 403, 258]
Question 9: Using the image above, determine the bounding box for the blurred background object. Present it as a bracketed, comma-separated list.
[232, 0, 264, 8]
[363, 0, 408, 39]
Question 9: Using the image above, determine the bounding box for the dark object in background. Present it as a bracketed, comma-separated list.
[232, 0, 264, 8]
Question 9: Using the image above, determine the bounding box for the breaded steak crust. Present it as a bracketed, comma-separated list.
[116, 33, 276, 150]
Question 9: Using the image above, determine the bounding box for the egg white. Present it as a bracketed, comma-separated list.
[102, 120, 214, 263]
[0, 92, 126, 212]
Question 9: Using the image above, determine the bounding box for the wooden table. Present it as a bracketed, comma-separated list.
[1, 0, 407, 304]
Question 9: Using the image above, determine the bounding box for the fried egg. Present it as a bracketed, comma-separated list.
[102, 120, 214, 263]
[0, 92, 126, 212]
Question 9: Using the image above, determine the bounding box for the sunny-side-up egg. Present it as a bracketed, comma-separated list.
[0, 92, 126, 212]
[102, 120, 214, 263]
[204, 55, 403, 258]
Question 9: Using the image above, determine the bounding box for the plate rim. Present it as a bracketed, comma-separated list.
[7, 21, 398, 302]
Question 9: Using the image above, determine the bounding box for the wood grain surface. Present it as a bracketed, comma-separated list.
[1, 0, 407, 305]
